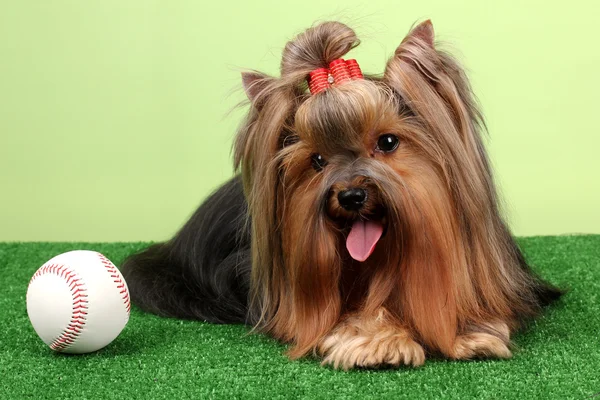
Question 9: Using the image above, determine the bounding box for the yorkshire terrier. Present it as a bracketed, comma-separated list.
[122, 20, 562, 369]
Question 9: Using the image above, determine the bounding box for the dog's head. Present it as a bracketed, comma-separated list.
[235, 21, 528, 357]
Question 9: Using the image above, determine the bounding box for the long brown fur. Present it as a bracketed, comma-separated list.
[234, 20, 562, 367]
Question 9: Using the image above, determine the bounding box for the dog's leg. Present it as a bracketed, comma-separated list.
[451, 321, 512, 360]
[317, 308, 425, 370]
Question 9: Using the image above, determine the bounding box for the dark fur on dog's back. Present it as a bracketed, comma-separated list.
[121, 176, 253, 324]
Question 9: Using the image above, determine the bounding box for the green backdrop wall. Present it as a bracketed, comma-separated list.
[1, 1, 598, 241]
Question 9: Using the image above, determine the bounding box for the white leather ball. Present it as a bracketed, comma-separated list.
[26, 250, 130, 353]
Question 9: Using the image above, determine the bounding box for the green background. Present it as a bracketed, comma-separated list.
[1, 0, 598, 241]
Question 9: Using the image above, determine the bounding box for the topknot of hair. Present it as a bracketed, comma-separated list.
[280, 22, 359, 79]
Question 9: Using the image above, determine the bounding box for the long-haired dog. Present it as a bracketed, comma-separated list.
[122, 20, 562, 369]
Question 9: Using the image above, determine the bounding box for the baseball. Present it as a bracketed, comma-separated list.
[26, 250, 130, 354]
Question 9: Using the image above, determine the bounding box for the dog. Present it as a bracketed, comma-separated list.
[121, 20, 562, 369]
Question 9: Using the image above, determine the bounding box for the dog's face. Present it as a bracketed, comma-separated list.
[280, 79, 451, 265]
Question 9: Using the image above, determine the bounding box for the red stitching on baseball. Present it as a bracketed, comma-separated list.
[96, 253, 131, 315]
[29, 263, 90, 352]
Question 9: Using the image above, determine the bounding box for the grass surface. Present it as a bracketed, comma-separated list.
[1, 237, 599, 399]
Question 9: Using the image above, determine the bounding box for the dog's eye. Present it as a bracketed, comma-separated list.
[282, 134, 299, 148]
[376, 134, 400, 153]
[311, 153, 327, 172]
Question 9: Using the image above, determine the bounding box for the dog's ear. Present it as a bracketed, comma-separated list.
[402, 19, 434, 48]
[383, 20, 439, 89]
[241, 71, 273, 104]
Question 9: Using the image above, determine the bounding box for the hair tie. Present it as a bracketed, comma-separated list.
[307, 59, 364, 95]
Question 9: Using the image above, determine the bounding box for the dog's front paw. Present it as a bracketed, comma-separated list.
[451, 321, 512, 360]
[317, 314, 425, 370]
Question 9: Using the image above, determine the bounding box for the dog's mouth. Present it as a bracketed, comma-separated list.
[327, 185, 388, 262]
[342, 205, 387, 262]
[346, 219, 385, 262]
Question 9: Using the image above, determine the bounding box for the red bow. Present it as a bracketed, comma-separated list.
[307, 59, 364, 95]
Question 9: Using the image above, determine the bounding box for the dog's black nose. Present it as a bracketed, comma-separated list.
[338, 188, 367, 211]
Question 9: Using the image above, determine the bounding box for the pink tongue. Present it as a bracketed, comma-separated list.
[346, 220, 384, 262]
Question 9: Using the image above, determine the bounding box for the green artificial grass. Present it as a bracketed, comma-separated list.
[1, 236, 599, 399]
